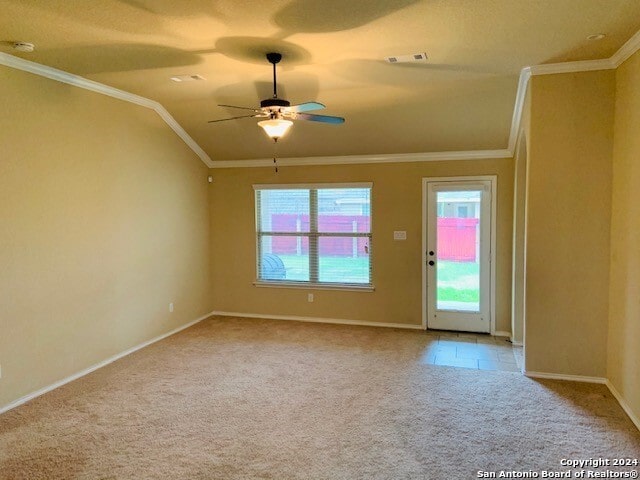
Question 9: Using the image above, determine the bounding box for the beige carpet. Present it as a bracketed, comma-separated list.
[1, 316, 638, 479]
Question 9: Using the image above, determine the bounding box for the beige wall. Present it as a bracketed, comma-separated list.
[209, 159, 513, 330]
[608, 50, 640, 421]
[525, 71, 615, 377]
[0, 66, 212, 408]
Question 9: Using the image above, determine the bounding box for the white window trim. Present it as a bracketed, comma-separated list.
[254, 184, 373, 289]
[253, 182, 373, 190]
[253, 281, 374, 292]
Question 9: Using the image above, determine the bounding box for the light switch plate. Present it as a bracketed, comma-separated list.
[393, 231, 407, 240]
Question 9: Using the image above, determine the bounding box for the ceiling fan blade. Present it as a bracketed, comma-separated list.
[286, 102, 325, 113]
[295, 113, 345, 124]
[208, 114, 259, 123]
[218, 104, 261, 112]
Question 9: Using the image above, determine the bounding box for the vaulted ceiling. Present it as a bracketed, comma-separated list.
[2, 0, 640, 162]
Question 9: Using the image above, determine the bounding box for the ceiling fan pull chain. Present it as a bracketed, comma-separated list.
[273, 138, 278, 173]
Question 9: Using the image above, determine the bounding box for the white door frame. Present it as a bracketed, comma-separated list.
[421, 175, 497, 334]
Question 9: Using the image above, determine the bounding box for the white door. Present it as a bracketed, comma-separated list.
[426, 180, 492, 333]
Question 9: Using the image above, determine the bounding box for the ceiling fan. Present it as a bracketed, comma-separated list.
[208, 52, 345, 141]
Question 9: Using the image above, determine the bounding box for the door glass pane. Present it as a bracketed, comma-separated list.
[436, 190, 481, 312]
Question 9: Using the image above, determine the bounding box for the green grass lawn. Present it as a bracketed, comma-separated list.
[437, 260, 479, 302]
[274, 255, 479, 303]
[437, 286, 479, 302]
[278, 254, 369, 283]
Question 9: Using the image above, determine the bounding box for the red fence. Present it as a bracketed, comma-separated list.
[270, 214, 370, 257]
[436, 218, 479, 262]
[269, 214, 478, 261]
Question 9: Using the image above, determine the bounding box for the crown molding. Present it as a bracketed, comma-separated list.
[528, 28, 640, 76]
[0, 52, 157, 109]
[507, 67, 531, 152]
[153, 106, 213, 166]
[611, 28, 640, 68]
[2, 27, 640, 170]
[0, 52, 214, 167]
[506, 27, 640, 153]
[529, 58, 614, 76]
[209, 149, 512, 168]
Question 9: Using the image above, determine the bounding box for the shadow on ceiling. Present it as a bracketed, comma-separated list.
[327, 59, 507, 86]
[543, 37, 620, 64]
[3, 0, 223, 36]
[117, 0, 227, 19]
[192, 36, 312, 68]
[211, 71, 320, 108]
[200, 84, 516, 161]
[36, 44, 203, 75]
[271, 0, 421, 39]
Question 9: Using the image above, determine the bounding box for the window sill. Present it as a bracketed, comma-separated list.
[253, 281, 375, 292]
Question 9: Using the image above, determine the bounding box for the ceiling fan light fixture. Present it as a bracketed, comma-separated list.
[258, 119, 293, 140]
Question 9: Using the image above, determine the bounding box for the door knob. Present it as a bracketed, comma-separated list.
[428, 260, 435, 266]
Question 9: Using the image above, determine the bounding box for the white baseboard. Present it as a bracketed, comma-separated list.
[0, 311, 214, 415]
[4, 312, 638, 433]
[211, 311, 424, 330]
[605, 380, 640, 431]
[524, 371, 607, 384]
[525, 372, 639, 431]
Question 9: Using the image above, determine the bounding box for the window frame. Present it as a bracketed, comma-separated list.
[253, 183, 374, 291]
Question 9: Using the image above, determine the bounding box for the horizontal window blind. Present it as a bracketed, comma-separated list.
[255, 185, 372, 287]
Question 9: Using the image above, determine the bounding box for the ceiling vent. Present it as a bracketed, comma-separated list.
[385, 52, 428, 64]
[13, 42, 35, 52]
[170, 74, 206, 83]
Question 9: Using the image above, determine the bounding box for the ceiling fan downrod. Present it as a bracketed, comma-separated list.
[259, 53, 290, 109]
[266, 52, 282, 99]
[208, 51, 344, 127]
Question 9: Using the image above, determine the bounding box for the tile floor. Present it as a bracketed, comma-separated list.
[420, 330, 523, 372]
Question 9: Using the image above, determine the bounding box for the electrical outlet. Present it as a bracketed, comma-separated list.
[308, 293, 314, 302]
[169, 303, 174, 313]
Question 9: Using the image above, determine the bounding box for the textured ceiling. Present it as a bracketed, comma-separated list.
[1, 0, 639, 161]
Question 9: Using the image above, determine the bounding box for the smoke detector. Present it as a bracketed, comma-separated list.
[13, 42, 35, 52]
[385, 52, 428, 64]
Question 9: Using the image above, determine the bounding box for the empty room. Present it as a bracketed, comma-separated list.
[1, 1, 639, 478]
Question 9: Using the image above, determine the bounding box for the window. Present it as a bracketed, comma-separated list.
[254, 184, 372, 288]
